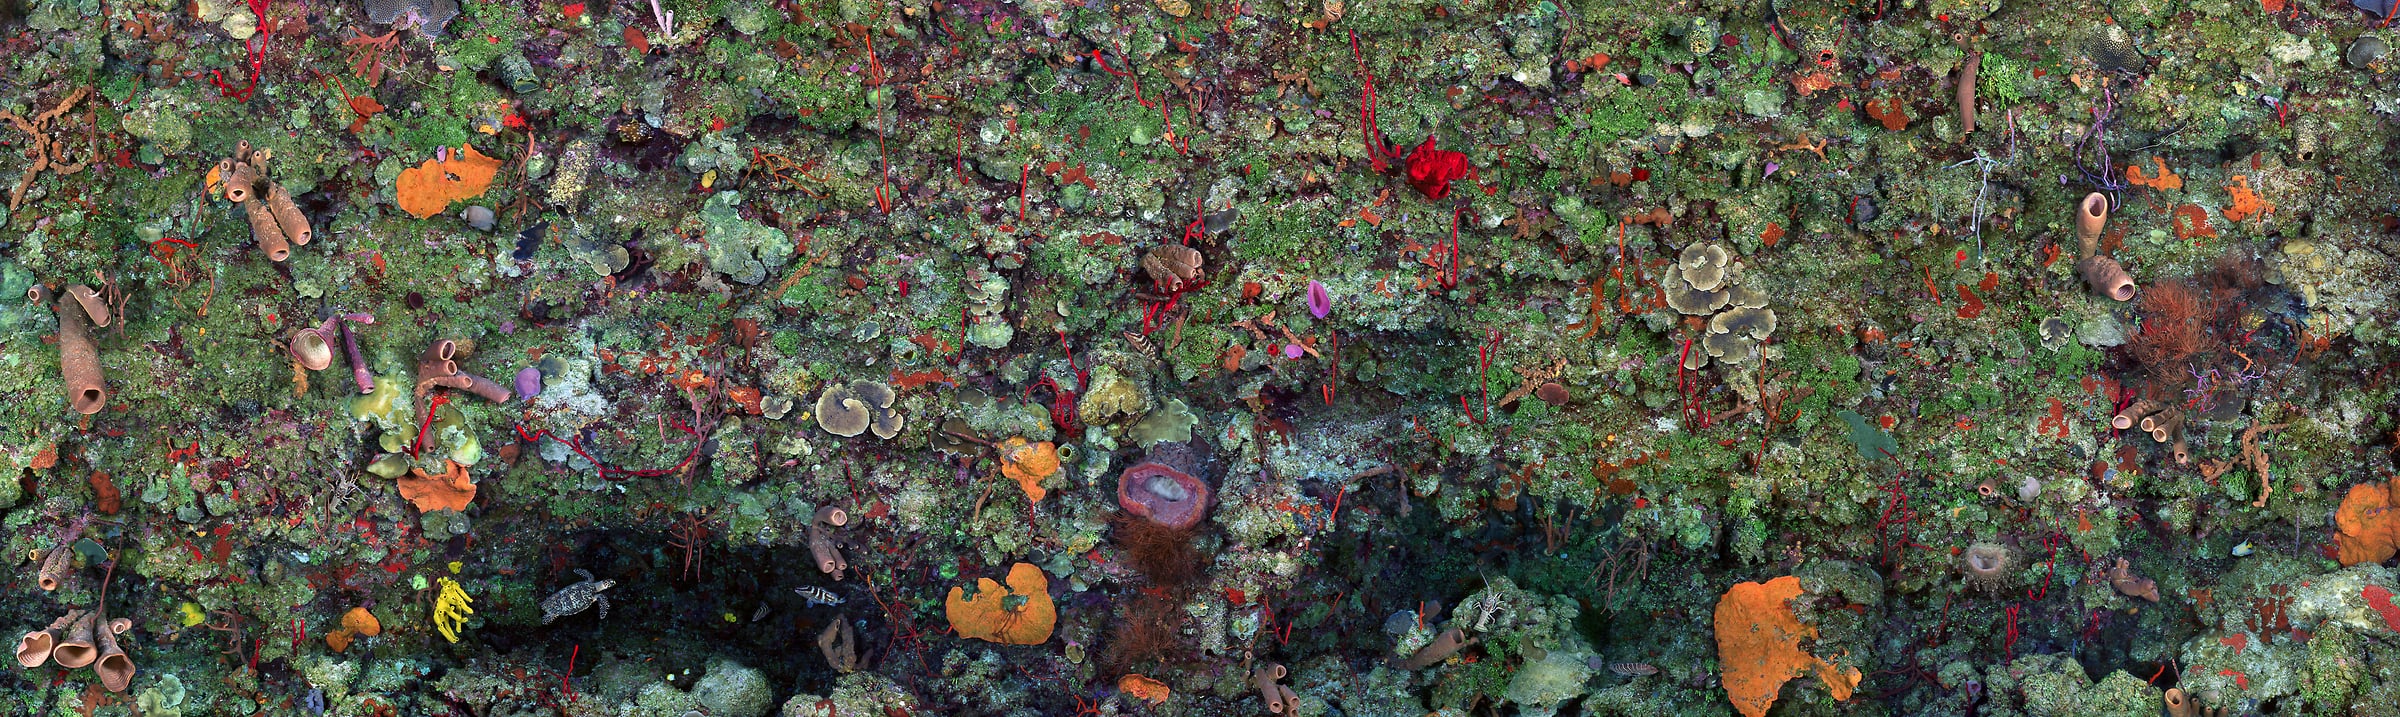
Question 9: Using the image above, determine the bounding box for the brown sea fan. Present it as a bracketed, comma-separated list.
[2128, 281, 2207, 369]
[1102, 592, 1184, 670]
[1109, 512, 1199, 589]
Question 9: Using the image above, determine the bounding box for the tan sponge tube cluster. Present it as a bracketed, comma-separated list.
[217, 140, 312, 262]
[16, 607, 136, 692]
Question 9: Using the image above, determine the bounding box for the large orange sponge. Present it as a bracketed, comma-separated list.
[946, 563, 1056, 645]
[396, 145, 502, 219]
[397, 460, 478, 513]
[1714, 576, 1860, 717]
[2336, 480, 2400, 566]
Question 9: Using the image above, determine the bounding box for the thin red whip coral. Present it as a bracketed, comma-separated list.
[408, 393, 452, 458]
[2003, 603, 2020, 657]
[1089, 48, 1190, 156]
[1348, 31, 1407, 171]
[2028, 530, 2065, 600]
[1476, 329, 1502, 422]
[208, 0, 271, 101]
[1869, 470, 1931, 567]
[856, 566, 932, 670]
[1437, 206, 1470, 290]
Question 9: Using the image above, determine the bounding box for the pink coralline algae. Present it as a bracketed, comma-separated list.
[1118, 461, 1211, 530]
[1307, 280, 1332, 319]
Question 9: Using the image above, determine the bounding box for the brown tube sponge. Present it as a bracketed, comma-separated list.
[1957, 51, 1980, 135]
[816, 620, 858, 673]
[50, 611, 99, 669]
[2078, 255, 2138, 302]
[1249, 663, 1301, 714]
[224, 160, 261, 203]
[93, 619, 132, 693]
[2075, 192, 2109, 258]
[2111, 399, 2161, 430]
[456, 373, 512, 403]
[419, 339, 460, 380]
[63, 285, 111, 329]
[806, 505, 850, 579]
[52, 284, 108, 415]
[417, 340, 511, 402]
[808, 521, 847, 580]
[2140, 408, 2184, 438]
[266, 183, 312, 246]
[1394, 627, 1476, 670]
[244, 198, 290, 262]
[36, 544, 73, 591]
[15, 609, 82, 668]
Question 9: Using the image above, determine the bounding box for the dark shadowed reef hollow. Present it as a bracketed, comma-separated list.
[5, 0, 2400, 714]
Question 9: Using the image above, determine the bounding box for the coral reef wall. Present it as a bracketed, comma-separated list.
[4, 0, 2400, 714]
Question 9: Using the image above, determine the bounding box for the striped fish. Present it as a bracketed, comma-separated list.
[1607, 662, 1659, 677]
[794, 585, 843, 608]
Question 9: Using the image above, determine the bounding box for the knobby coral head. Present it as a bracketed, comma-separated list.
[1404, 137, 1473, 200]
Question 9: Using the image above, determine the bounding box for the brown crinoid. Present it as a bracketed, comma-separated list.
[1960, 542, 2015, 591]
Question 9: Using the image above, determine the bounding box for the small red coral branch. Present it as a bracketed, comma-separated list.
[407, 393, 452, 458]
[2002, 603, 2020, 657]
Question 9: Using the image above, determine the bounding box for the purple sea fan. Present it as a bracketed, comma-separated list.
[1307, 280, 1331, 319]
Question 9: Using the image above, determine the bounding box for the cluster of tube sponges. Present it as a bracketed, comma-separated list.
[216, 140, 312, 262]
[17, 544, 135, 693]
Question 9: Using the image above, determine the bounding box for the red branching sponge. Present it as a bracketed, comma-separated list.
[1405, 137, 1474, 200]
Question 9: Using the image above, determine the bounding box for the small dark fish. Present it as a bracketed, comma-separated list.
[1607, 662, 1660, 677]
[795, 585, 843, 607]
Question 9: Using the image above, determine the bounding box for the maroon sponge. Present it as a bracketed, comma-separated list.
[1117, 462, 1211, 530]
